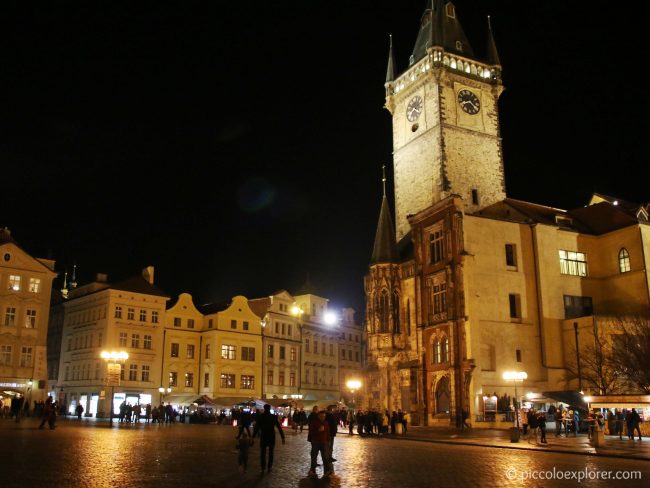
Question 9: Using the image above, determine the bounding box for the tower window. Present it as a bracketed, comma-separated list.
[455, 40, 463, 52]
[505, 244, 517, 268]
[618, 248, 631, 273]
[446, 3, 456, 18]
[429, 229, 444, 264]
[471, 189, 479, 205]
[509, 294, 521, 320]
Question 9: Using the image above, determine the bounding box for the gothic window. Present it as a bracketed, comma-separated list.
[406, 299, 411, 336]
[441, 336, 449, 363]
[433, 340, 441, 364]
[433, 283, 447, 314]
[435, 376, 451, 415]
[429, 229, 444, 264]
[392, 290, 401, 334]
[455, 40, 463, 52]
[619, 248, 631, 273]
[446, 3, 455, 18]
[379, 290, 389, 333]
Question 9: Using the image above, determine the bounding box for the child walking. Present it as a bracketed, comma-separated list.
[237, 430, 252, 473]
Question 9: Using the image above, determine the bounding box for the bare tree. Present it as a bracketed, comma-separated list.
[564, 326, 623, 395]
[609, 315, 650, 394]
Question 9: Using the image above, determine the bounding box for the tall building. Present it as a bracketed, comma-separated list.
[365, 3, 650, 427]
[55, 267, 169, 416]
[0, 228, 56, 407]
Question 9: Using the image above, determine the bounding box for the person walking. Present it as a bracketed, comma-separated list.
[308, 410, 333, 477]
[347, 409, 355, 435]
[555, 406, 565, 437]
[527, 409, 538, 444]
[403, 411, 409, 433]
[629, 408, 642, 440]
[521, 408, 529, 436]
[75, 403, 84, 420]
[614, 408, 625, 440]
[537, 410, 547, 444]
[252, 404, 285, 474]
[236, 430, 252, 473]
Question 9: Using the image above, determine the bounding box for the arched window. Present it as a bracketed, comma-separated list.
[392, 290, 401, 334]
[433, 340, 441, 363]
[406, 299, 411, 336]
[435, 376, 451, 415]
[379, 290, 389, 333]
[441, 336, 449, 363]
[619, 248, 631, 273]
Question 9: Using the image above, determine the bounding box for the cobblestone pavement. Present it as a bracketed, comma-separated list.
[1, 418, 649, 487]
[398, 425, 650, 460]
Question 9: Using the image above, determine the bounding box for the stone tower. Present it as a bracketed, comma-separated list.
[385, 0, 506, 240]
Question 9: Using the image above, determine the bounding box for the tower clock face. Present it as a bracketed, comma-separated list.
[458, 89, 480, 115]
[406, 95, 423, 122]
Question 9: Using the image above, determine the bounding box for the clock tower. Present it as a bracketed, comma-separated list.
[385, 1, 506, 240]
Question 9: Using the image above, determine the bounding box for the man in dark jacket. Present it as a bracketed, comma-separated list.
[325, 406, 338, 462]
[253, 404, 285, 474]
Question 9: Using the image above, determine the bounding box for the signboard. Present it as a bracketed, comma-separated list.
[106, 364, 121, 387]
[484, 396, 497, 413]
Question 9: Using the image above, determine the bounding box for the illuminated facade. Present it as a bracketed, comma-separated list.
[365, 2, 650, 426]
[0, 228, 56, 406]
[55, 267, 169, 416]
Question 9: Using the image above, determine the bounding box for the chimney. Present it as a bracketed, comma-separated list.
[96, 273, 108, 283]
[142, 266, 155, 285]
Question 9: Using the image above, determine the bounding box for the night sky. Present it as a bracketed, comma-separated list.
[2, 1, 646, 316]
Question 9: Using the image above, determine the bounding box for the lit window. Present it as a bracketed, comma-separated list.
[185, 372, 193, 387]
[221, 344, 236, 360]
[446, 3, 455, 18]
[25, 309, 37, 328]
[169, 371, 178, 387]
[290, 347, 296, 361]
[559, 250, 588, 276]
[241, 375, 254, 389]
[171, 343, 179, 357]
[433, 341, 441, 363]
[432, 283, 447, 314]
[455, 40, 463, 52]
[8, 275, 21, 291]
[441, 337, 449, 363]
[28, 278, 41, 293]
[619, 248, 631, 273]
[141, 365, 150, 382]
[204, 373, 210, 388]
[268, 344, 274, 359]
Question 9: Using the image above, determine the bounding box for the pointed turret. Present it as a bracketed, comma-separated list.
[486, 15, 501, 67]
[385, 34, 396, 84]
[61, 271, 69, 299]
[70, 264, 78, 289]
[370, 167, 399, 265]
[410, 0, 474, 66]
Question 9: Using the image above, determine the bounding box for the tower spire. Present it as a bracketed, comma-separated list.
[370, 169, 399, 265]
[385, 34, 395, 84]
[486, 15, 501, 67]
[70, 263, 78, 289]
[61, 270, 69, 299]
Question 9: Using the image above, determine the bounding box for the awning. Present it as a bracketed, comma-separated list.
[166, 394, 202, 405]
[586, 395, 650, 409]
[542, 391, 588, 409]
[265, 398, 304, 409]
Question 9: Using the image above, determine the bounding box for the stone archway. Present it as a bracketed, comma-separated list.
[434, 376, 450, 415]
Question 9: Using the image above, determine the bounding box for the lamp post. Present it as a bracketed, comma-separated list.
[503, 371, 527, 443]
[101, 351, 129, 426]
[346, 379, 362, 411]
[27, 379, 33, 417]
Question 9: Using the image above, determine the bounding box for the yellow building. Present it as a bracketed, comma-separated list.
[56, 267, 169, 416]
[0, 228, 56, 407]
[203, 295, 263, 404]
[365, 3, 650, 427]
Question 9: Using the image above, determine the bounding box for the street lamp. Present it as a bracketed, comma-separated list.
[101, 351, 129, 426]
[503, 371, 527, 442]
[159, 386, 172, 404]
[346, 379, 362, 410]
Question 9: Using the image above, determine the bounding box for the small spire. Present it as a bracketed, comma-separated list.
[385, 34, 396, 83]
[382, 165, 387, 196]
[70, 263, 78, 289]
[61, 271, 69, 299]
[486, 15, 501, 67]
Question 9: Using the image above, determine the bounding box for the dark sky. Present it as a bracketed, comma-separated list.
[2, 1, 646, 316]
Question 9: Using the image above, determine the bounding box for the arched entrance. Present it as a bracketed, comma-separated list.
[434, 376, 450, 416]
